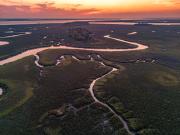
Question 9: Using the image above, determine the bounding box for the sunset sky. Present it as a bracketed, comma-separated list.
[0, 0, 180, 18]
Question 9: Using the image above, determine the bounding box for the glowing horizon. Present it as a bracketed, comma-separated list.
[0, 0, 180, 18]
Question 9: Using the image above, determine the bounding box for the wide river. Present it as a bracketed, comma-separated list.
[0, 35, 148, 65]
[90, 22, 180, 26]
[0, 20, 92, 26]
[1, 20, 180, 26]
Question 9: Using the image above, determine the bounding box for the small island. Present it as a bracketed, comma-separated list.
[68, 27, 93, 41]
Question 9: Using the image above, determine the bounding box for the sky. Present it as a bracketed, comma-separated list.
[0, 0, 180, 18]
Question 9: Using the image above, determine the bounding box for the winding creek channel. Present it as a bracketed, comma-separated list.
[0, 35, 148, 65]
[0, 35, 148, 134]
[0, 32, 32, 39]
[0, 41, 9, 46]
[0, 87, 3, 96]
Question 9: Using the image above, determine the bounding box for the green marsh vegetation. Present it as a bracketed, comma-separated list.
[96, 62, 180, 135]
[0, 23, 180, 134]
[0, 52, 126, 135]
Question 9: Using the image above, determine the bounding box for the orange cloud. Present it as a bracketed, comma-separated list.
[0, 3, 101, 18]
[0, 0, 180, 18]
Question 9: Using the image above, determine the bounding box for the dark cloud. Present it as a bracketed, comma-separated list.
[1, 0, 22, 5]
[35, 2, 55, 8]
